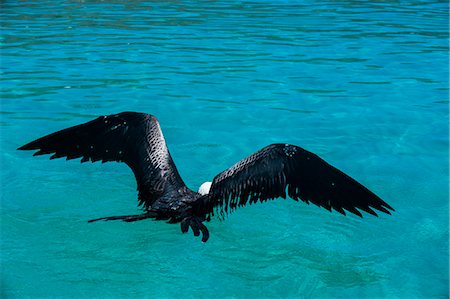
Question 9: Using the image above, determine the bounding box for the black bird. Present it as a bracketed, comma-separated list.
[18, 112, 394, 242]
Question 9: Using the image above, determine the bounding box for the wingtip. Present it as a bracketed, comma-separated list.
[17, 144, 30, 151]
[377, 204, 394, 215]
[17, 141, 40, 151]
[369, 196, 394, 215]
[385, 204, 395, 212]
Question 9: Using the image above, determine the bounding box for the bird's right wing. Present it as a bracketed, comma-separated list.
[18, 112, 188, 209]
[203, 144, 393, 218]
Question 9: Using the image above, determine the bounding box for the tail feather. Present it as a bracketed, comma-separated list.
[88, 213, 156, 223]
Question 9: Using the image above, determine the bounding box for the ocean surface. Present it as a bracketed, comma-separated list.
[1, 1, 448, 298]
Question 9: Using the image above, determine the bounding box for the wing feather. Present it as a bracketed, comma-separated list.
[18, 112, 188, 209]
[206, 144, 394, 218]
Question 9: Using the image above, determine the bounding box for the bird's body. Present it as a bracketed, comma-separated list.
[18, 112, 394, 242]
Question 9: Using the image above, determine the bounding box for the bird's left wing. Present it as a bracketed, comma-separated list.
[203, 144, 394, 218]
[18, 112, 189, 209]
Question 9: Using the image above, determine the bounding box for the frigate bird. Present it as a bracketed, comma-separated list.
[18, 112, 394, 242]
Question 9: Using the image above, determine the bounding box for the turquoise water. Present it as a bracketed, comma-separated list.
[1, 0, 448, 298]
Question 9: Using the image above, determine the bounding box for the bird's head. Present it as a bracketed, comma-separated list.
[198, 181, 212, 195]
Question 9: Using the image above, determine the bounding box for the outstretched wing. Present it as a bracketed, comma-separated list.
[205, 144, 393, 218]
[18, 112, 188, 209]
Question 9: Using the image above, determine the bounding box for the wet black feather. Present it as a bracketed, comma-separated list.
[18, 112, 189, 210]
[206, 144, 394, 218]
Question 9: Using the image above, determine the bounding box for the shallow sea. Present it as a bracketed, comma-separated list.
[1, 1, 448, 298]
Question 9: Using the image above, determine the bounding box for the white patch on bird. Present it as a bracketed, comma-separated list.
[198, 182, 212, 195]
